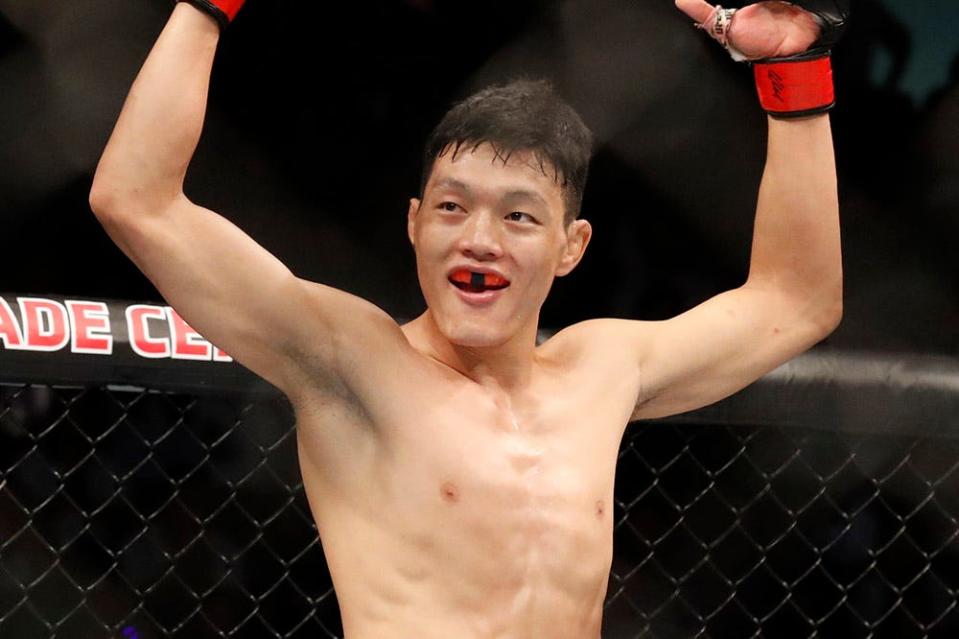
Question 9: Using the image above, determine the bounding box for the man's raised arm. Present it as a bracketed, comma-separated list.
[88, 2, 402, 397]
[596, 0, 846, 420]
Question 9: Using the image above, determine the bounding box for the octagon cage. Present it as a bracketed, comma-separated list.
[1, 294, 957, 638]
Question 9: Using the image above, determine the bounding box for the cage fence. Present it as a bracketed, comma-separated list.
[1, 296, 958, 638]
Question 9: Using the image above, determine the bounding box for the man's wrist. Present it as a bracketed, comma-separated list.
[176, 0, 245, 31]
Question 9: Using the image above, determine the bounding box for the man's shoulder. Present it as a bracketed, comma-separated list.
[540, 318, 658, 369]
[544, 317, 657, 346]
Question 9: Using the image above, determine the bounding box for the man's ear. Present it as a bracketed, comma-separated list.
[407, 197, 421, 246]
[556, 218, 592, 277]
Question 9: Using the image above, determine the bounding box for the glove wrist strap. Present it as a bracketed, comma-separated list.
[753, 53, 835, 119]
[177, 0, 244, 31]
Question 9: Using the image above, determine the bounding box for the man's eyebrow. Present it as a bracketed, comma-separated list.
[432, 178, 549, 208]
[502, 188, 548, 207]
[433, 177, 471, 192]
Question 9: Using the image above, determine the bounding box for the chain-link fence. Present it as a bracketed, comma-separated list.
[2, 355, 959, 638]
[1, 385, 340, 639]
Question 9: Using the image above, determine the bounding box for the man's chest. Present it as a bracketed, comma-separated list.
[296, 367, 633, 594]
[376, 385, 629, 518]
[297, 348, 640, 522]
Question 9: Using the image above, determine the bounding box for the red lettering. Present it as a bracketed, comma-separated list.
[0, 297, 22, 348]
[213, 346, 233, 363]
[66, 301, 113, 354]
[167, 308, 213, 361]
[126, 305, 170, 358]
[19, 298, 69, 351]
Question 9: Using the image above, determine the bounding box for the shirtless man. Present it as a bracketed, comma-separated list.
[88, 0, 845, 636]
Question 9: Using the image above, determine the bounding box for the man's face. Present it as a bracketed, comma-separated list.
[408, 143, 591, 348]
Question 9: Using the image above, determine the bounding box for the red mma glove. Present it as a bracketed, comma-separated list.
[178, 0, 245, 31]
[679, 0, 849, 118]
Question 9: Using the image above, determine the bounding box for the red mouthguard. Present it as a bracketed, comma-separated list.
[449, 270, 509, 289]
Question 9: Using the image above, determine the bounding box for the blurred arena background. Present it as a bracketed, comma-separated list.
[0, 0, 956, 346]
[1, 1, 958, 637]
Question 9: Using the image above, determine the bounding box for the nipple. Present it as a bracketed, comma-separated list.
[440, 481, 459, 503]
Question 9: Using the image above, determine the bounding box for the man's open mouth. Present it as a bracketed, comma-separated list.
[448, 269, 510, 294]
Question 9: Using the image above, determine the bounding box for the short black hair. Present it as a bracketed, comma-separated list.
[421, 79, 593, 224]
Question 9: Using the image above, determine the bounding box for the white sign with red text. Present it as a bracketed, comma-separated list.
[0, 295, 232, 362]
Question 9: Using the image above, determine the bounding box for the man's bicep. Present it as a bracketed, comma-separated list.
[629, 285, 833, 420]
[98, 195, 352, 393]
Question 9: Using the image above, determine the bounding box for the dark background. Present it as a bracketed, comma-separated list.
[1, 0, 957, 354]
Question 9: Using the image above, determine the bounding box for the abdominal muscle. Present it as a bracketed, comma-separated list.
[295, 389, 624, 639]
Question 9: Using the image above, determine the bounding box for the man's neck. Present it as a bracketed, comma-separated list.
[405, 311, 541, 393]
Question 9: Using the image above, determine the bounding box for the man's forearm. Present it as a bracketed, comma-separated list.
[746, 114, 843, 324]
[90, 4, 220, 212]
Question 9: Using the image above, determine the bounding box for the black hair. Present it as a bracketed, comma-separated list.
[421, 79, 593, 224]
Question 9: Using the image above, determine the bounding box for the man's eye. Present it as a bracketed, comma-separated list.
[507, 211, 535, 223]
[440, 202, 461, 212]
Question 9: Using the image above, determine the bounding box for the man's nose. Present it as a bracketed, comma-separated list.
[458, 211, 503, 260]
